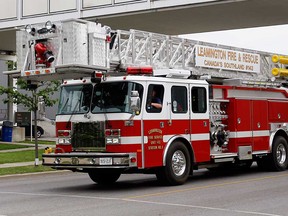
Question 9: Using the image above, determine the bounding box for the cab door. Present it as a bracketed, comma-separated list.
[190, 84, 210, 162]
[142, 83, 166, 168]
[168, 84, 191, 143]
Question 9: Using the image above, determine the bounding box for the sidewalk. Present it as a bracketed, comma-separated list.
[0, 161, 37, 168]
[0, 139, 55, 169]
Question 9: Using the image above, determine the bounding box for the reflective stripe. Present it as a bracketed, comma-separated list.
[253, 130, 270, 137]
[120, 136, 148, 144]
[117, 131, 269, 144]
[163, 133, 210, 142]
[229, 131, 252, 138]
[229, 130, 269, 138]
[163, 134, 189, 142]
[191, 133, 210, 141]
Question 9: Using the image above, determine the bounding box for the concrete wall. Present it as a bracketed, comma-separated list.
[0, 60, 8, 120]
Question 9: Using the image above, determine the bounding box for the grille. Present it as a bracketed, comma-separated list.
[71, 122, 105, 151]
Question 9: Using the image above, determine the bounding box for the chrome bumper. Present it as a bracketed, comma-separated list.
[42, 152, 137, 169]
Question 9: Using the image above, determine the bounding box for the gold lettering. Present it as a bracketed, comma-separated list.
[197, 46, 226, 60]
[242, 53, 259, 64]
[148, 129, 163, 134]
[148, 146, 157, 150]
[228, 51, 236, 61]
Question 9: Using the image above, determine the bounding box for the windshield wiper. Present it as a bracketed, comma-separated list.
[60, 98, 69, 113]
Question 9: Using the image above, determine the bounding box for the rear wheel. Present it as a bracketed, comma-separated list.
[269, 136, 288, 171]
[156, 141, 191, 185]
[88, 169, 121, 185]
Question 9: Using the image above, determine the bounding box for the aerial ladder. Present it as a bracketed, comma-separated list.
[7, 19, 286, 86]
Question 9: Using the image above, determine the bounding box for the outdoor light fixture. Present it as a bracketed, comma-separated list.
[45, 21, 56, 32]
[37, 21, 56, 34]
[25, 24, 36, 36]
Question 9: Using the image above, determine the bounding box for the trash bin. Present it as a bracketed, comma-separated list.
[2, 121, 13, 142]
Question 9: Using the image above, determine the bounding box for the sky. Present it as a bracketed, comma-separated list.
[180, 24, 288, 55]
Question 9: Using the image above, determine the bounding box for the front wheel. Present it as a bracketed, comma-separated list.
[156, 141, 191, 185]
[88, 169, 121, 185]
[269, 136, 288, 171]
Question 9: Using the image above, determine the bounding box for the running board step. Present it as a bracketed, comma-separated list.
[211, 153, 238, 163]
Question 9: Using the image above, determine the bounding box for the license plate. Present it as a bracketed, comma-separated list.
[99, 157, 112, 165]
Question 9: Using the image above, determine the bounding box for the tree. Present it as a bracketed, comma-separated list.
[0, 78, 60, 165]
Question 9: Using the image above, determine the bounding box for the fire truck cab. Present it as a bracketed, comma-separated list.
[10, 19, 288, 185]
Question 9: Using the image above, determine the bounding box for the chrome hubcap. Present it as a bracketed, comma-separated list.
[277, 143, 287, 165]
[171, 150, 186, 176]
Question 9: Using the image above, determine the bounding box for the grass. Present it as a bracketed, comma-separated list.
[0, 165, 56, 176]
[0, 143, 30, 150]
[20, 140, 56, 145]
[0, 149, 45, 164]
[0, 142, 58, 176]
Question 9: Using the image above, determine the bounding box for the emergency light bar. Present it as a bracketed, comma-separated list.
[126, 66, 153, 75]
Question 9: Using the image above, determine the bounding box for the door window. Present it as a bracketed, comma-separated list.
[146, 84, 164, 113]
[191, 87, 207, 113]
[171, 86, 187, 113]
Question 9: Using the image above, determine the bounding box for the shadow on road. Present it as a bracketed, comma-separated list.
[42, 163, 283, 194]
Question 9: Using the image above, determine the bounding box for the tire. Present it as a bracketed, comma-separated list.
[88, 169, 121, 185]
[156, 141, 191, 185]
[269, 136, 288, 171]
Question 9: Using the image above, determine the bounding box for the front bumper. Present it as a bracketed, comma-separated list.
[42, 152, 137, 169]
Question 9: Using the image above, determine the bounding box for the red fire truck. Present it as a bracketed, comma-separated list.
[13, 19, 288, 185]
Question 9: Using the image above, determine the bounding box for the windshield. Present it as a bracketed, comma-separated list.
[58, 84, 93, 114]
[91, 82, 143, 113]
[57, 82, 143, 115]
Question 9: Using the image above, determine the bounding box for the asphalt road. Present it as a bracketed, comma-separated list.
[0, 164, 288, 216]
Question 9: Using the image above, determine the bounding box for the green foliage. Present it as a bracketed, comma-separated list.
[6, 60, 16, 71]
[0, 143, 29, 150]
[0, 78, 60, 112]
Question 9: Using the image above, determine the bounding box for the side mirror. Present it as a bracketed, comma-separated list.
[130, 91, 140, 114]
